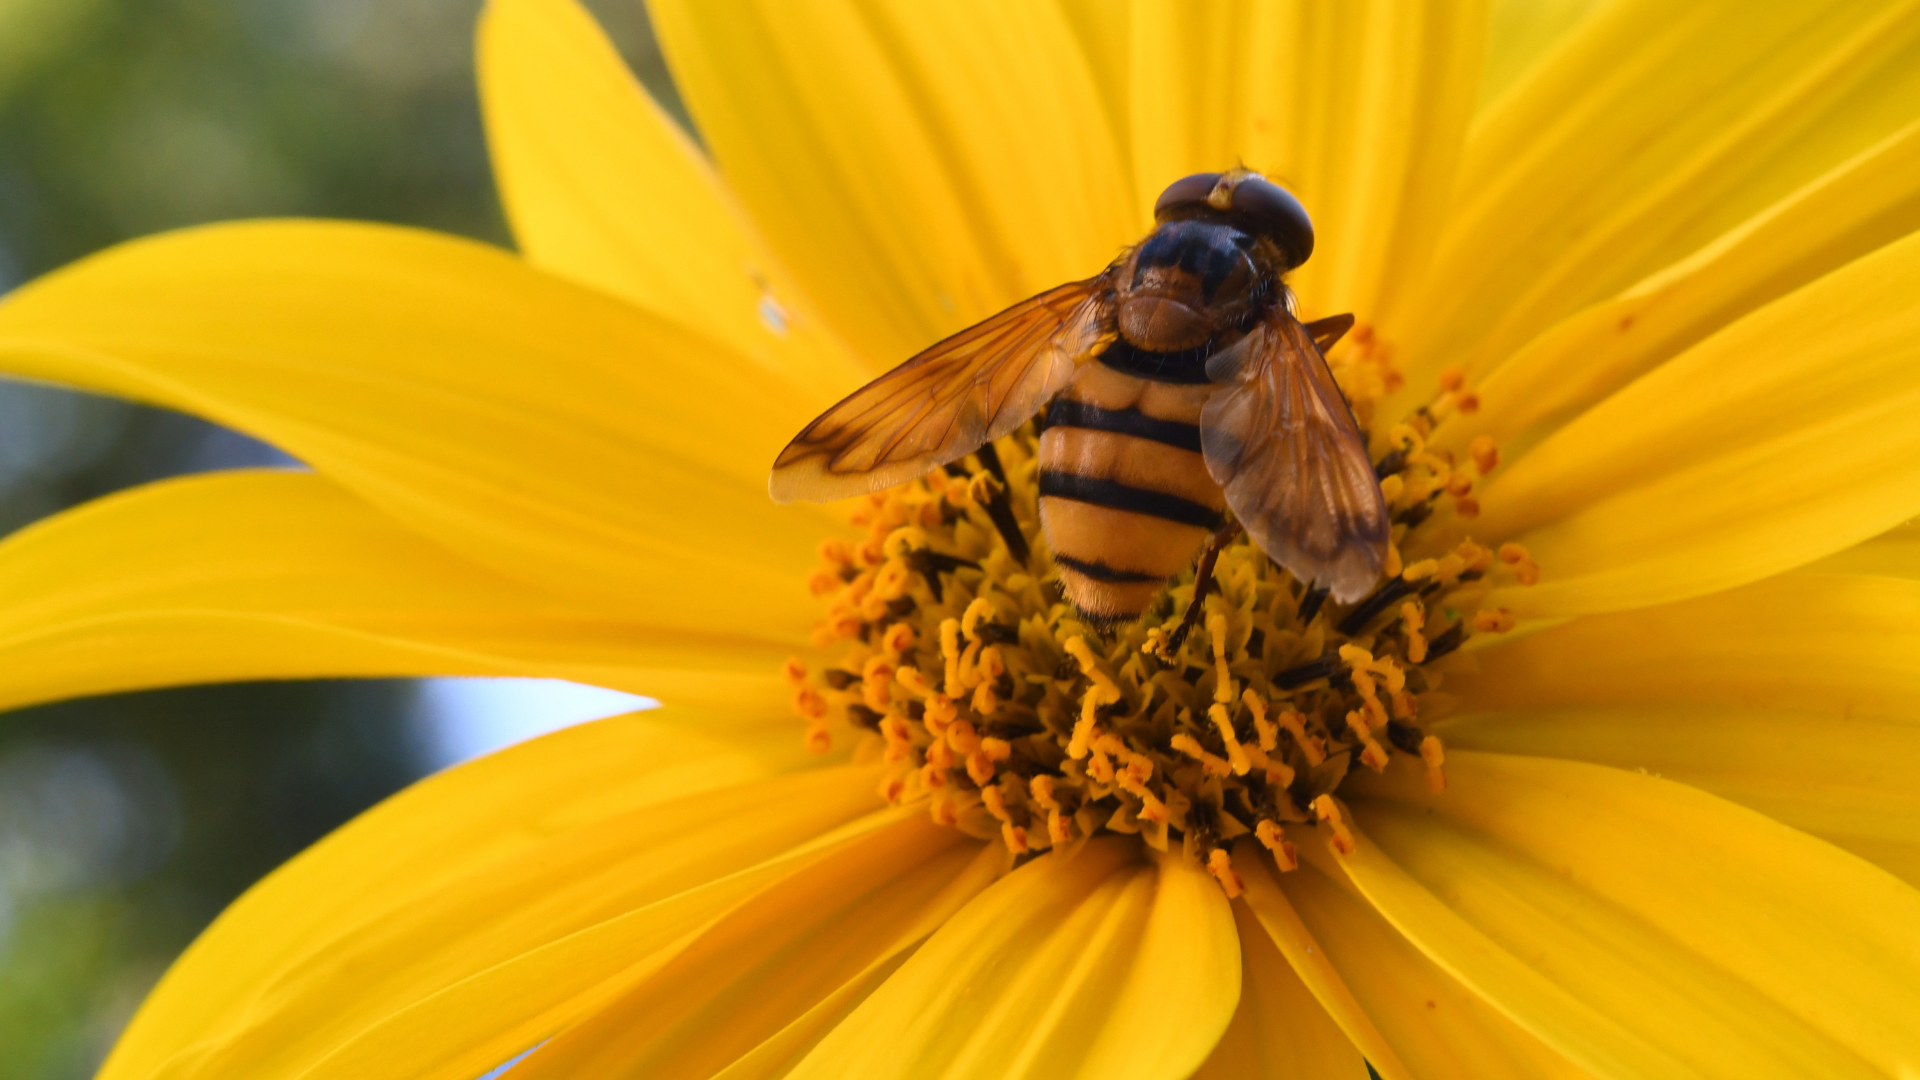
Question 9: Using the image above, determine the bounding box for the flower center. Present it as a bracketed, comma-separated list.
[784, 331, 1538, 894]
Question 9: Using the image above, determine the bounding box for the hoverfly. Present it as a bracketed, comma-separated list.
[769, 169, 1389, 628]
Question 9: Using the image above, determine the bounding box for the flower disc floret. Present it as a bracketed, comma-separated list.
[788, 347, 1536, 893]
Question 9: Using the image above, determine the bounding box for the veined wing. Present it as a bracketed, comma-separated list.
[769, 276, 1113, 503]
[1200, 311, 1387, 602]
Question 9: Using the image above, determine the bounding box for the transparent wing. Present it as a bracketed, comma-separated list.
[1200, 311, 1388, 602]
[769, 276, 1113, 503]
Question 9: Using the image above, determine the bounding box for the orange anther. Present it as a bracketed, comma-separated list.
[881, 622, 917, 655]
[1256, 820, 1298, 871]
[1473, 608, 1516, 633]
[791, 685, 828, 722]
[1438, 366, 1466, 392]
[807, 568, 843, 596]
[1312, 795, 1357, 854]
[1002, 822, 1031, 855]
[1207, 848, 1244, 897]
[1469, 436, 1500, 475]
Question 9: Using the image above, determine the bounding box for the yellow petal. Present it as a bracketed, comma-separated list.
[1054, 0, 1134, 187]
[103, 710, 888, 1080]
[1126, 0, 1487, 325]
[1277, 846, 1592, 1080]
[1442, 571, 1920, 884]
[1474, 227, 1920, 615]
[1476, 0, 1606, 111]
[1404, 0, 1920, 379]
[508, 825, 998, 1079]
[1438, 114, 1920, 457]
[476, 0, 864, 401]
[648, 0, 1135, 366]
[1341, 753, 1920, 1078]
[0, 469, 793, 714]
[1443, 704, 1920, 890]
[1234, 844, 1408, 1079]
[1451, 571, 1920, 720]
[785, 839, 1239, 1080]
[1805, 518, 1920, 578]
[0, 220, 834, 618]
[1191, 897, 1367, 1080]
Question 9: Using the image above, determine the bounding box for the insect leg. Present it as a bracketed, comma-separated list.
[1157, 521, 1242, 659]
[969, 443, 1032, 566]
[1296, 582, 1331, 625]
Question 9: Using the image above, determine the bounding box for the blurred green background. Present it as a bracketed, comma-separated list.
[0, 1, 665, 1075]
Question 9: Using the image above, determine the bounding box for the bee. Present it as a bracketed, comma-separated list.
[769, 169, 1389, 628]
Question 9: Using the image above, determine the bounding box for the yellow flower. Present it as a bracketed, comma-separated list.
[3, 0, 1920, 1077]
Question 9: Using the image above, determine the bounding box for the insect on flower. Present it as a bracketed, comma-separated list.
[769, 169, 1389, 636]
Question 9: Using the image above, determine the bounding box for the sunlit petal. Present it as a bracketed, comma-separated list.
[103, 708, 883, 1080]
[508, 825, 998, 1079]
[1474, 228, 1920, 614]
[0, 469, 794, 713]
[1340, 754, 1920, 1078]
[1439, 115, 1920, 456]
[1403, 0, 1920, 382]
[648, 0, 1135, 366]
[785, 839, 1239, 1080]
[0, 220, 835, 618]
[1278, 846, 1593, 1080]
[1190, 900, 1366, 1080]
[477, 0, 865, 400]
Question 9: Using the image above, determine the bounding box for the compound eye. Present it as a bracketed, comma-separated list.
[1152, 172, 1224, 220]
[1230, 177, 1314, 268]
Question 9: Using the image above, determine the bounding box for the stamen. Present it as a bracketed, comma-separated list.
[1255, 820, 1298, 871]
[785, 370, 1532, 892]
[1312, 795, 1357, 855]
[1207, 848, 1245, 898]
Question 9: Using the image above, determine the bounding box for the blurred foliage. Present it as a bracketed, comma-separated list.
[0, 0, 676, 1076]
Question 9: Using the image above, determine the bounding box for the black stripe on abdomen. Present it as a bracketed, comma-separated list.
[1053, 552, 1163, 583]
[1097, 341, 1212, 384]
[1038, 469, 1222, 529]
[1045, 399, 1203, 453]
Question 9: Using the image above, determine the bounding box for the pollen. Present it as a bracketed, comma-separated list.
[786, 365, 1528, 891]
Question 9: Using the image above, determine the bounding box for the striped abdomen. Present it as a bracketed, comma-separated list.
[1038, 343, 1226, 622]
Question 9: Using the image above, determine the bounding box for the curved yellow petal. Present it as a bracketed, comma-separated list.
[1437, 114, 1920, 457]
[476, 0, 864, 401]
[1191, 899, 1365, 1080]
[1233, 844, 1409, 1079]
[1451, 571, 1920, 720]
[1403, 0, 1920, 380]
[1127, 0, 1486, 325]
[1473, 228, 1920, 615]
[785, 839, 1239, 1080]
[1278, 845, 1593, 1080]
[648, 0, 1135, 366]
[507, 825, 997, 1079]
[102, 706, 882, 1080]
[1442, 571, 1920, 883]
[1477, 0, 1605, 111]
[0, 469, 794, 714]
[1054, 0, 1134, 186]
[1342, 753, 1920, 1078]
[0, 220, 834, 618]
[1805, 518, 1920, 578]
[1442, 704, 1920, 889]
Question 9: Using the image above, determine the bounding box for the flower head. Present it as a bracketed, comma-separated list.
[4, 0, 1920, 1077]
